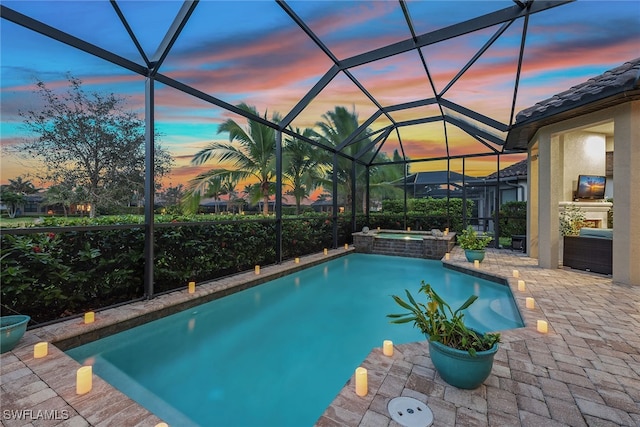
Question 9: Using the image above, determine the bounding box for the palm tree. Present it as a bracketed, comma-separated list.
[368, 149, 405, 202]
[8, 177, 38, 195]
[204, 178, 227, 214]
[313, 106, 363, 208]
[44, 181, 75, 216]
[283, 128, 325, 214]
[314, 107, 404, 211]
[0, 176, 39, 218]
[190, 103, 279, 215]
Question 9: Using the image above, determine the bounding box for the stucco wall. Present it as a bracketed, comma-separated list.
[561, 132, 606, 201]
[527, 101, 639, 286]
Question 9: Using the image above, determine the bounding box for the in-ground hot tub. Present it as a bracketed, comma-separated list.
[352, 229, 455, 259]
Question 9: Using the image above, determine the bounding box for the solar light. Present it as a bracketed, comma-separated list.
[355, 367, 368, 397]
[76, 366, 92, 395]
[537, 320, 548, 333]
[383, 340, 393, 357]
[34, 342, 48, 359]
[84, 312, 95, 324]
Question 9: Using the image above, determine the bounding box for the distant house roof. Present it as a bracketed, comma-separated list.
[506, 58, 640, 150]
[485, 159, 527, 180]
[401, 171, 476, 185]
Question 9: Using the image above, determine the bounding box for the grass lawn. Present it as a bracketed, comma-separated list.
[0, 217, 38, 227]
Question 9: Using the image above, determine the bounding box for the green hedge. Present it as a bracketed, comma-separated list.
[1, 229, 145, 323]
[379, 198, 472, 231]
[1, 208, 476, 324]
[1, 214, 341, 323]
[498, 201, 527, 238]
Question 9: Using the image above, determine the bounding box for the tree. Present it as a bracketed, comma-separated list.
[190, 103, 280, 215]
[313, 106, 403, 211]
[368, 149, 405, 202]
[158, 184, 185, 214]
[43, 181, 75, 216]
[7, 177, 38, 195]
[283, 128, 325, 214]
[19, 76, 172, 217]
[313, 106, 363, 208]
[220, 176, 241, 213]
[0, 176, 39, 218]
[0, 187, 24, 218]
[204, 178, 227, 214]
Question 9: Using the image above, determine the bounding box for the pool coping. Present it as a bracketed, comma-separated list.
[34, 249, 351, 350]
[5, 248, 633, 427]
[1, 248, 533, 426]
[316, 249, 640, 427]
[1, 248, 351, 426]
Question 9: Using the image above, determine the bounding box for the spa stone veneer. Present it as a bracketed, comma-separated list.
[352, 229, 455, 259]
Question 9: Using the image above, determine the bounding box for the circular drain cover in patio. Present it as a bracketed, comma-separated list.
[387, 397, 433, 427]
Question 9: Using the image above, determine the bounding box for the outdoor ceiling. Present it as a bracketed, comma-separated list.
[3, 0, 627, 177]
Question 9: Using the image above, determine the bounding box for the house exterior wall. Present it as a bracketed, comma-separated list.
[562, 132, 606, 200]
[527, 101, 640, 286]
[528, 143, 539, 259]
[612, 101, 640, 286]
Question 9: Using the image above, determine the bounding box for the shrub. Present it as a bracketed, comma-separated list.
[559, 204, 585, 236]
[498, 201, 526, 237]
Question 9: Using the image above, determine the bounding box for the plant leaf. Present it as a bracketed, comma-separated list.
[456, 294, 478, 312]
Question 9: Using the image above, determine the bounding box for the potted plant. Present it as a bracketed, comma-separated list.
[388, 281, 500, 389]
[1, 315, 31, 354]
[457, 226, 492, 262]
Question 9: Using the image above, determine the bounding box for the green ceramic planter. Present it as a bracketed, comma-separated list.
[1, 315, 31, 354]
[464, 249, 486, 263]
[428, 339, 498, 389]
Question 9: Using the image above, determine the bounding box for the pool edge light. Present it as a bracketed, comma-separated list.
[76, 366, 92, 395]
[84, 312, 95, 324]
[355, 367, 367, 396]
[537, 320, 548, 333]
[383, 340, 393, 357]
[34, 342, 48, 359]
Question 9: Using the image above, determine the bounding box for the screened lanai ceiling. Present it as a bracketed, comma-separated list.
[2, 0, 639, 181]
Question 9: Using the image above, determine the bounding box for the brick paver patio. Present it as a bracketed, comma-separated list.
[2, 248, 639, 426]
[319, 249, 640, 427]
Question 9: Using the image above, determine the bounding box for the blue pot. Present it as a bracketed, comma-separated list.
[428, 339, 498, 389]
[1, 315, 31, 354]
[464, 249, 486, 263]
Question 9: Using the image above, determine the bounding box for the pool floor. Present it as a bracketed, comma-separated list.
[67, 254, 522, 426]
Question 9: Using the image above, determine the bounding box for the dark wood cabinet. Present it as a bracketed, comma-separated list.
[563, 236, 612, 275]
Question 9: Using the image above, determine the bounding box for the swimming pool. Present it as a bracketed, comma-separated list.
[67, 254, 523, 426]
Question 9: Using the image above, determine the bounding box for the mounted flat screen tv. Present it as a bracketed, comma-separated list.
[576, 175, 606, 199]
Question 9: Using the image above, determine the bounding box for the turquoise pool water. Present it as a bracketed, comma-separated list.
[67, 254, 523, 427]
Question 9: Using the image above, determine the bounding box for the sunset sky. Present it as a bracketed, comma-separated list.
[1, 0, 639, 190]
